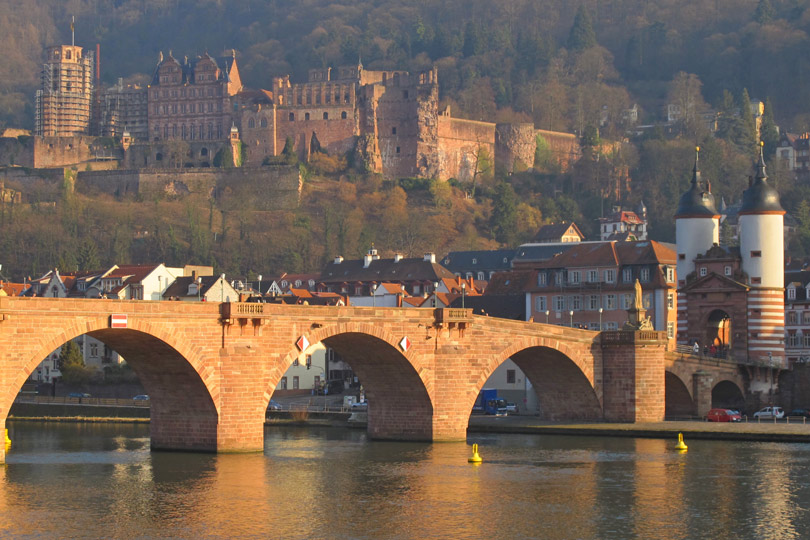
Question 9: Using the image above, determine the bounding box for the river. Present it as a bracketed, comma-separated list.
[0, 422, 808, 539]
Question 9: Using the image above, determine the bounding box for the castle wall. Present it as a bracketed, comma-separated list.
[535, 129, 581, 171]
[76, 166, 301, 209]
[33, 136, 98, 168]
[436, 117, 495, 182]
[0, 137, 33, 168]
[122, 141, 229, 169]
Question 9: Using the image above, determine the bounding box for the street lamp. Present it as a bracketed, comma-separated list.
[257, 274, 262, 296]
[461, 282, 466, 309]
[371, 283, 377, 307]
[220, 273, 225, 302]
[433, 281, 439, 308]
[197, 276, 202, 301]
[569, 310, 574, 327]
[545, 310, 550, 324]
[599, 307, 603, 331]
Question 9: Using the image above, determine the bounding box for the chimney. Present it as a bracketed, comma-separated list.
[191, 270, 197, 281]
[423, 252, 436, 263]
[394, 253, 403, 263]
[363, 252, 373, 268]
[334, 256, 343, 264]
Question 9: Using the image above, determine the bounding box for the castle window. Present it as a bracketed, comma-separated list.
[396, 146, 400, 154]
[261, 118, 267, 128]
[249, 118, 255, 128]
[66, 50, 71, 60]
[305, 113, 310, 121]
[751, 251, 762, 257]
[323, 112, 329, 120]
[403, 90, 409, 99]
[341, 111, 347, 119]
[392, 127, 397, 135]
[156, 152, 163, 161]
[201, 147, 208, 156]
[344, 93, 350, 102]
[289, 113, 295, 122]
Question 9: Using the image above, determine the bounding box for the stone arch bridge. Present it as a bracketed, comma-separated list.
[0, 297, 742, 463]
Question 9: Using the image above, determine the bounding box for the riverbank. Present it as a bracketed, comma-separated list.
[10, 403, 810, 443]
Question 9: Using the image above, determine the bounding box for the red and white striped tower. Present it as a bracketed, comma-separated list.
[674, 147, 719, 345]
[739, 144, 785, 366]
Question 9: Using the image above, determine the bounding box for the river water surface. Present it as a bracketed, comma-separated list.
[1, 422, 809, 539]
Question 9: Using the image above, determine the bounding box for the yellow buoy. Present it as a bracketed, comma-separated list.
[4, 428, 10, 448]
[468, 443, 483, 463]
[675, 432, 687, 452]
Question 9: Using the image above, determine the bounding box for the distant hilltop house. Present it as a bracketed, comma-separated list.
[598, 203, 648, 241]
[6, 33, 584, 179]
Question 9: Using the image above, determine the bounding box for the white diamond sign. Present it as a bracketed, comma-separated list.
[296, 335, 309, 351]
[399, 336, 411, 352]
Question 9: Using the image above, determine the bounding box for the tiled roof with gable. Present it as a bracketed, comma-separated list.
[440, 249, 515, 274]
[532, 222, 584, 242]
[320, 256, 456, 284]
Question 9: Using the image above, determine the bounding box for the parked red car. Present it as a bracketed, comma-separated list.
[707, 408, 742, 422]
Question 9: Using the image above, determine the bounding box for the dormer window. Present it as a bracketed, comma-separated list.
[788, 287, 797, 300]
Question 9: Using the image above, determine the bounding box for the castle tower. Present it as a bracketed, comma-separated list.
[35, 29, 95, 137]
[674, 147, 719, 344]
[739, 144, 785, 365]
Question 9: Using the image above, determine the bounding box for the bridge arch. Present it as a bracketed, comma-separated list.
[476, 336, 602, 421]
[275, 324, 434, 441]
[712, 380, 745, 410]
[4, 318, 220, 452]
[665, 371, 694, 417]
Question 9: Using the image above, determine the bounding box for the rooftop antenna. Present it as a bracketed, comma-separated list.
[71, 16, 75, 47]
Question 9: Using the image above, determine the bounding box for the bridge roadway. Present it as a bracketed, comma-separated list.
[0, 297, 743, 462]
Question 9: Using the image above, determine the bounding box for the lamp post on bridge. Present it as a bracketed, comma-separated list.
[433, 281, 439, 308]
[197, 276, 202, 301]
[569, 310, 574, 328]
[599, 307, 603, 331]
[461, 282, 466, 309]
[371, 283, 377, 307]
[257, 274, 262, 297]
[220, 273, 225, 302]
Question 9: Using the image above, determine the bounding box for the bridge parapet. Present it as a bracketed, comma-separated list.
[600, 330, 667, 344]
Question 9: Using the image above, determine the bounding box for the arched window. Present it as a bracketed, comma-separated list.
[200, 147, 209, 157]
[305, 112, 310, 121]
[248, 118, 255, 128]
[65, 50, 71, 60]
[341, 111, 347, 119]
[260, 118, 267, 128]
[289, 113, 295, 122]
[323, 112, 329, 120]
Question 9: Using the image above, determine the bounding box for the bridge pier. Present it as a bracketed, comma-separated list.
[601, 330, 668, 422]
[692, 370, 713, 418]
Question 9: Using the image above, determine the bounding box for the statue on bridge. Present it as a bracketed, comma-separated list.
[623, 279, 654, 331]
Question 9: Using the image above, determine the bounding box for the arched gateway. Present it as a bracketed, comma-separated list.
[0, 297, 676, 463]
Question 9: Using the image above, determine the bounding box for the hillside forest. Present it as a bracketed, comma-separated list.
[3, 0, 810, 281]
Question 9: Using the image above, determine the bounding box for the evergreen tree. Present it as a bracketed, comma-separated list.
[737, 88, 759, 157]
[760, 97, 780, 159]
[491, 182, 518, 246]
[77, 239, 101, 272]
[57, 340, 84, 372]
[282, 136, 298, 165]
[567, 5, 597, 52]
[754, 0, 775, 23]
[716, 89, 737, 141]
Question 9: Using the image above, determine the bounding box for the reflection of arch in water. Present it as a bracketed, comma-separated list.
[706, 309, 731, 350]
[712, 380, 745, 410]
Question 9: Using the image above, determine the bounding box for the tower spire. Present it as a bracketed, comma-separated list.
[71, 16, 75, 47]
[756, 140, 767, 181]
[691, 145, 701, 187]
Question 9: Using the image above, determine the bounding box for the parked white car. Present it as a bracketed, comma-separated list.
[753, 406, 784, 419]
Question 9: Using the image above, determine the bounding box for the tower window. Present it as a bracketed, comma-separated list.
[678, 254, 685, 260]
[751, 251, 762, 257]
[751, 277, 762, 284]
[392, 127, 397, 135]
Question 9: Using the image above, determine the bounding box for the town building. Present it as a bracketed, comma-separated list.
[531, 222, 585, 243]
[440, 249, 515, 283]
[523, 240, 677, 339]
[598, 204, 648, 241]
[317, 247, 456, 298]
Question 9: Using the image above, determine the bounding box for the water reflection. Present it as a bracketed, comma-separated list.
[3, 423, 810, 539]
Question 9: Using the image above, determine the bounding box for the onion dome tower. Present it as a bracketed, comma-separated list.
[674, 147, 720, 345]
[739, 143, 785, 365]
[675, 147, 720, 287]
